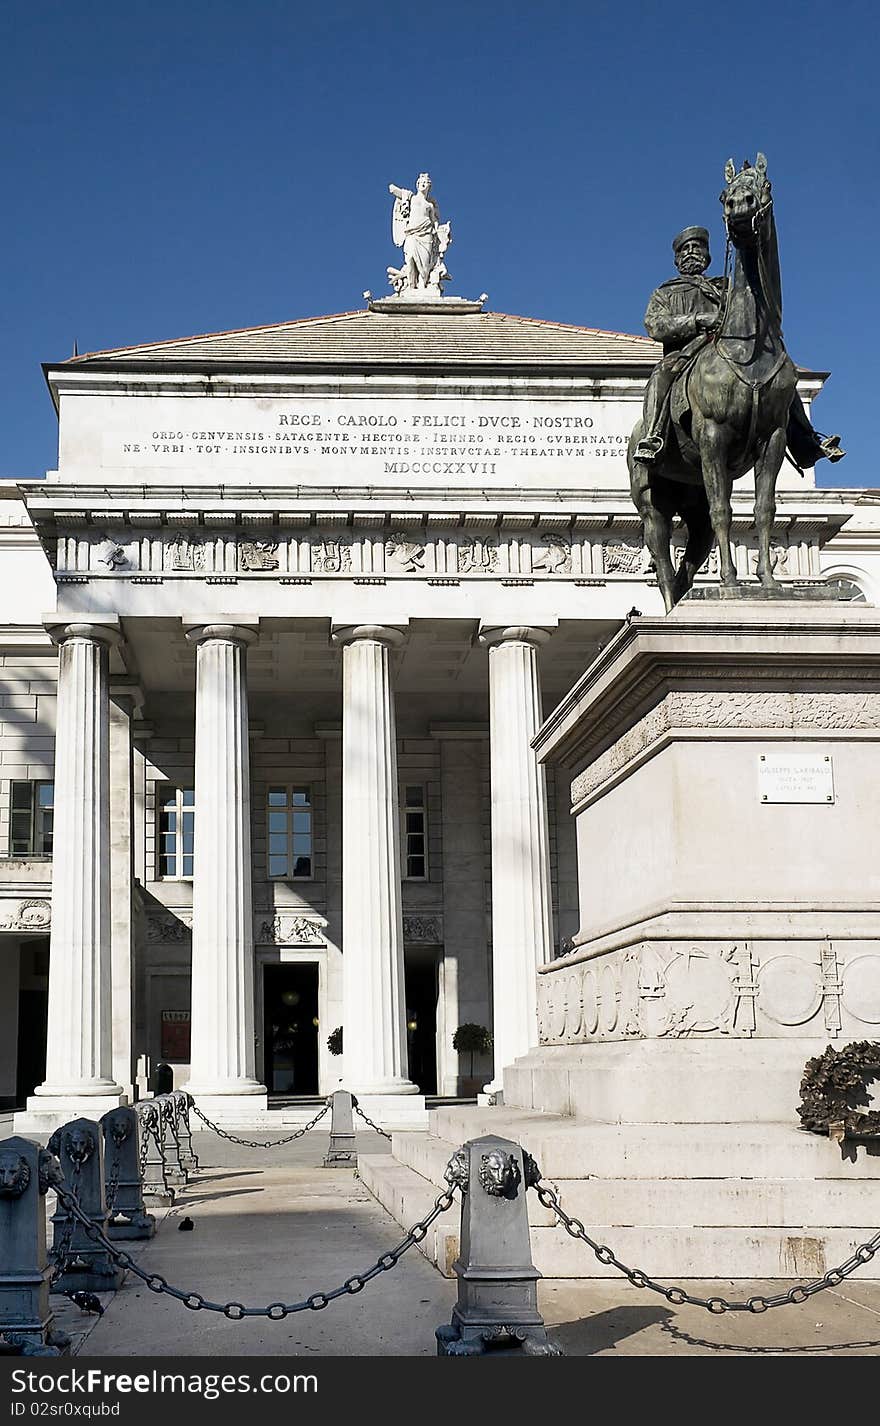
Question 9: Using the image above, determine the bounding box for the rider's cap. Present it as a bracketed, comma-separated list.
[673, 226, 710, 256]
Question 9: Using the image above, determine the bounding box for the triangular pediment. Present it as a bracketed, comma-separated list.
[57, 308, 661, 370]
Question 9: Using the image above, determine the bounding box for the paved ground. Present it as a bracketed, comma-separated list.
[49, 1131, 880, 1358]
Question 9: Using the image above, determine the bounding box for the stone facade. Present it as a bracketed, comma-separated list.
[1, 302, 878, 1126]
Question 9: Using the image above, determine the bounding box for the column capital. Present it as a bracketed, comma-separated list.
[478, 624, 554, 650]
[184, 622, 259, 648]
[331, 623, 407, 649]
[45, 619, 122, 649]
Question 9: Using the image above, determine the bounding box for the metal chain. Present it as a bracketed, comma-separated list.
[48, 1158, 82, 1286]
[105, 1150, 121, 1215]
[534, 1180, 880, 1314]
[54, 1179, 455, 1318]
[352, 1103, 392, 1140]
[189, 1101, 329, 1148]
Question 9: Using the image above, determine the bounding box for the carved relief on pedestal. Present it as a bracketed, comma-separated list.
[840, 954, 880, 1025]
[748, 540, 790, 577]
[756, 956, 824, 1026]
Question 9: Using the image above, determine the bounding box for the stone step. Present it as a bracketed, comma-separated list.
[360, 1151, 880, 1280]
[356, 1154, 459, 1276]
[428, 1107, 880, 1181]
[391, 1129, 880, 1228]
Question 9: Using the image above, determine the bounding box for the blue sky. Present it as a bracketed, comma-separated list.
[1, 0, 877, 487]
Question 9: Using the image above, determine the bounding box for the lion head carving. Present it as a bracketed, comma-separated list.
[104, 1110, 131, 1147]
[63, 1126, 96, 1166]
[444, 1147, 470, 1194]
[38, 1149, 64, 1195]
[0, 1149, 32, 1198]
[478, 1149, 521, 1198]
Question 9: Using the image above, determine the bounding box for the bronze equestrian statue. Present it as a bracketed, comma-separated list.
[629, 154, 844, 613]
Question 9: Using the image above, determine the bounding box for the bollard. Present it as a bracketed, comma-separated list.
[136, 1102, 174, 1205]
[100, 1107, 155, 1240]
[157, 1095, 187, 1187]
[436, 1135, 561, 1357]
[175, 1092, 200, 1174]
[0, 1136, 70, 1356]
[323, 1091, 358, 1166]
[47, 1119, 123, 1295]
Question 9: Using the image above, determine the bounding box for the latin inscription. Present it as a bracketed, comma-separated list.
[95, 397, 630, 482]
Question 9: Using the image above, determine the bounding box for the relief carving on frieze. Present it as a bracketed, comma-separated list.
[257, 914, 326, 945]
[167, 533, 206, 572]
[385, 531, 427, 572]
[403, 914, 442, 943]
[145, 912, 191, 943]
[238, 539, 279, 571]
[457, 535, 499, 574]
[532, 532, 572, 574]
[0, 899, 52, 931]
[311, 537, 352, 574]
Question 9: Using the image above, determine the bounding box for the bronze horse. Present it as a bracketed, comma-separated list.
[629, 154, 798, 612]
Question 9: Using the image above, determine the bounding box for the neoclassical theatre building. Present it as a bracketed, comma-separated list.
[2, 289, 879, 1128]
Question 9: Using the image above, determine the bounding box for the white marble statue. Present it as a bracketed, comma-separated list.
[387, 173, 452, 296]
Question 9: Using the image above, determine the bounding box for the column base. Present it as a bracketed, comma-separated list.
[15, 1091, 126, 1135]
[183, 1083, 269, 1122]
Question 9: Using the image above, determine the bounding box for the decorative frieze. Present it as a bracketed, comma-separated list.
[537, 940, 880, 1045]
[144, 911, 191, 943]
[256, 913, 326, 946]
[403, 914, 443, 943]
[0, 898, 52, 932]
[571, 690, 880, 806]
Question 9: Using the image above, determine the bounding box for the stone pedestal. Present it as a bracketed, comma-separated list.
[18, 624, 124, 1134]
[480, 627, 554, 1095]
[183, 624, 267, 1113]
[0, 1137, 69, 1354]
[333, 625, 419, 1098]
[512, 599, 880, 1274]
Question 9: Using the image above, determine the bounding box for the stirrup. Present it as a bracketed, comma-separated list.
[820, 434, 845, 463]
[634, 436, 664, 463]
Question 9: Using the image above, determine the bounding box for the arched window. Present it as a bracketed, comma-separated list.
[824, 575, 867, 603]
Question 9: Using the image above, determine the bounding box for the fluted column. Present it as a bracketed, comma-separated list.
[332, 625, 417, 1096]
[184, 624, 266, 1109]
[28, 623, 124, 1119]
[480, 625, 555, 1096]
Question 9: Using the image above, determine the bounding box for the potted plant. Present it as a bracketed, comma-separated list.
[327, 1026, 343, 1056]
[452, 1023, 493, 1095]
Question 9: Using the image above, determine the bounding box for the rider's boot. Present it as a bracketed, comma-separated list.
[819, 434, 845, 463]
[634, 434, 664, 463]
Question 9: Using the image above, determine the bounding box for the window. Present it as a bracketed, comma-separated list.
[158, 787, 195, 878]
[267, 786, 312, 879]
[402, 784, 428, 880]
[825, 575, 867, 604]
[9, 781, 54, 856]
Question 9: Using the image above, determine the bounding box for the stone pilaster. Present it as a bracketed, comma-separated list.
[20, 623, 125, 1130]
[479, 626, 555, 1096]
[184, 624, 266, 1113]
[109, 691, 137, 1100]
[332, 625, 418, 1098]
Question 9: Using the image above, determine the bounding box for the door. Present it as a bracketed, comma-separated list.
[263, 964, 319, 1095]
[404, 954, 438, 1095]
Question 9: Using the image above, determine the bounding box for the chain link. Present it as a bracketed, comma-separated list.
[352, 1103, 392, 1140]
[54, 1178, 455, 1317]
[104, 1151, 121, 1215]
[533, 1180, 880, 1314]
[48, 1158, 82, 1287]
[188, 1101, 329, 1148]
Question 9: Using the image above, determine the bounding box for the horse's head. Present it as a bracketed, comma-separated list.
[720, 153, 772, 248]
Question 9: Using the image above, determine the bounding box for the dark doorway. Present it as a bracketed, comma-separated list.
[16, 939, 49, 1106]
[263, 963, 319, 1095]
[404, 955, 438, 1095]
